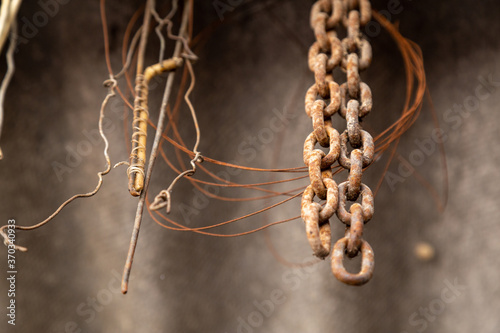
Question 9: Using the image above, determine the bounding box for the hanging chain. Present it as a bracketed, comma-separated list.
[302, 0, 375, 285]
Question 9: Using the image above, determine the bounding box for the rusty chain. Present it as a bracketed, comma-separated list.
[302, 0, 375, 286]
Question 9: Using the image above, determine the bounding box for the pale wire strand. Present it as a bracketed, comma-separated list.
[0, 77, 118, 251]
[122, 0, 192, 294]
[151, 0, 178, 63]
[148, 0, 201, 212]
[149, 57, 201, 213]
[151, 0, 197, 62]
[115, 26, 143, 79]
[0, 0, 22, 54]
[85, 14, 142, 169]
[0, 10, 19, 160]
[114, 161, 130, 168]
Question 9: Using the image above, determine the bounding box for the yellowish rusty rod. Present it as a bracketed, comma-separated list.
[128, 57, 183, 196]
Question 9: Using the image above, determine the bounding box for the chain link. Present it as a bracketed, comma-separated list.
[302, 0, 376, 285]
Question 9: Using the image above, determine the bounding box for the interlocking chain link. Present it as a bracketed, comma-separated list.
[302, 0, 375, 286]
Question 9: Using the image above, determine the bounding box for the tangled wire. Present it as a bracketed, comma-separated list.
[0, 0, 446, 293]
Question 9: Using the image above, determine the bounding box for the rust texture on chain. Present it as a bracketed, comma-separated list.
[302, 0, 375, 286]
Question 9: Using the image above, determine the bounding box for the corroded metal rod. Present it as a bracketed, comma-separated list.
[122, 0, 191, 294]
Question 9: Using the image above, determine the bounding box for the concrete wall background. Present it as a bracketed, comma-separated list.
[0, 0, 499, 332]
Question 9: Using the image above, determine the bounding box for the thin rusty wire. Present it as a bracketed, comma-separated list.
[149, 58, 202, 212]
[112, 1, 311, 242]
[0, 0, 125, 250]
[0, 1, 442, 285]
[121, 0, 194, 294]
[147, 7, 431, 242]
[147, 192, 303, 235]
[0, 77, 118, 251]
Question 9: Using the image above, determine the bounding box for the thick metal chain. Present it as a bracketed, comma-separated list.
[302, 0, 375, 285]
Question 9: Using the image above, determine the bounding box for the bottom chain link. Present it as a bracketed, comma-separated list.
[331, 237, 374, 286]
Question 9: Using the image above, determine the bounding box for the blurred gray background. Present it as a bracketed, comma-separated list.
[0, 0, 499, 332]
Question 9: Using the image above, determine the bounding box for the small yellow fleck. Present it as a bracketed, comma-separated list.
[414, 242, 435, 262]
